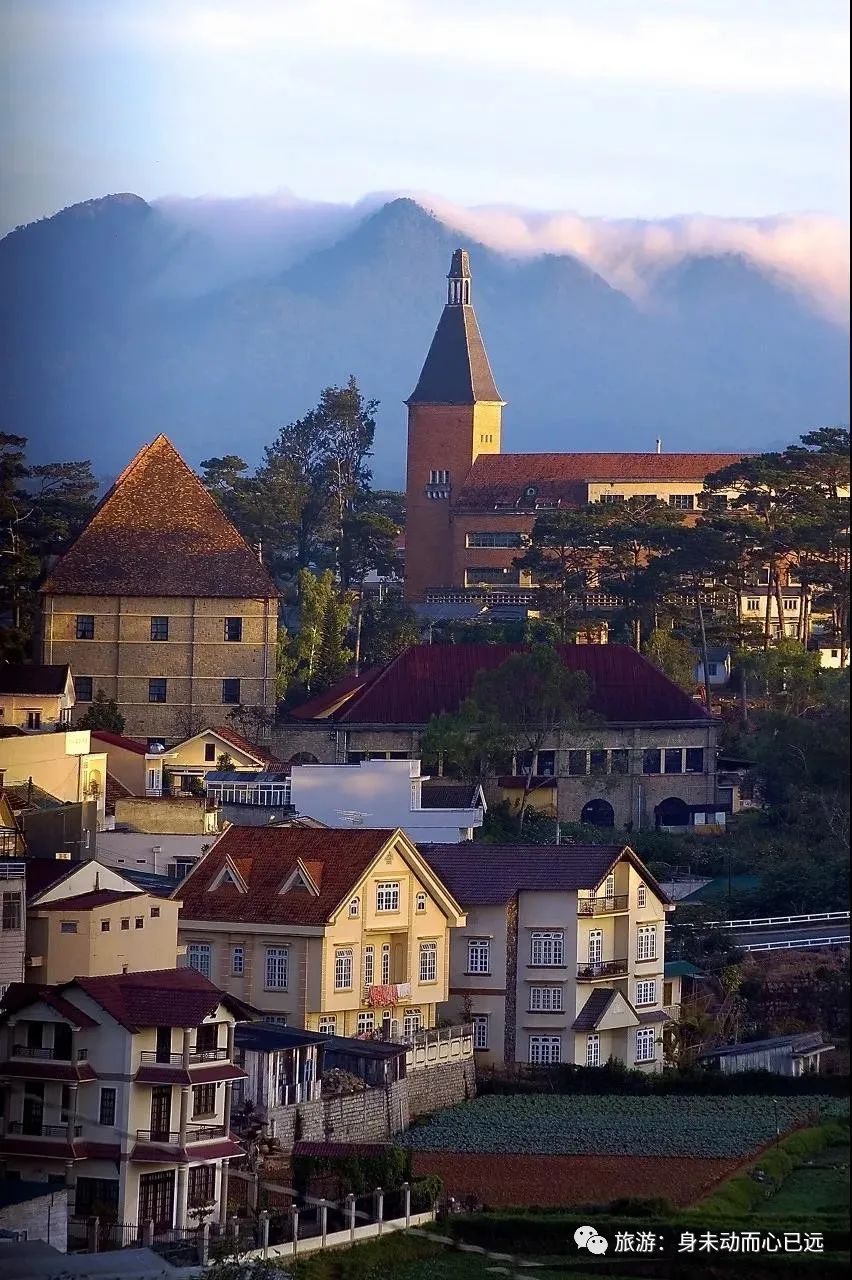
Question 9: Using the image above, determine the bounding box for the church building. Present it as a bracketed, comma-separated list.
[404, 251, 743, 604]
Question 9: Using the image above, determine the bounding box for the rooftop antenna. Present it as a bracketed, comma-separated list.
[337, 810, 371, 828]
[655, 438, 662, 454]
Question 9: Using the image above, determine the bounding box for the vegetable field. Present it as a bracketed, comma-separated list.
[402, 1095, 848, 1159]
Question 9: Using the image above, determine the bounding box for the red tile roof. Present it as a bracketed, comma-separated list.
[290, 644, 709, 726]
[43, 434, 278, 599]
[92, 730, 149, 755]
[105, 772, 134, 815]
[288, 666, 384, 721]
[210, 725, 286, 767]
[456, 451, 746, 507]
[64, 967, 257, 1031]
[175, 827, 396, 926]
[0, 984, 100, 1029]
[31, 889, 142, 912]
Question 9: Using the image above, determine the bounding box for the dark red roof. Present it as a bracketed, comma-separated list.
[105, 772, 134, 815]
[92, 730, 148, 755]
[64, 967, 257, 1031]
[0, 983, 100, 1029]
[422, 844, 625, 905]
[43, 434, 278, 599]
[288, 666, 384, 721]
[31, 889, 142, 912]
[456, 451, 746, 508]
[210, 725, 286, 767]
[290, 644, 709, 726]
[293, 1141, 391, 1158]
[175, 827, 396, 926]
[0, 664, 71, 696]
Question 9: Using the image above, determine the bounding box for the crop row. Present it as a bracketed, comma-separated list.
[402, 1094, 848, 1159]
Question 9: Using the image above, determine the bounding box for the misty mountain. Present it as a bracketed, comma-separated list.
[0, 195, 847, 486]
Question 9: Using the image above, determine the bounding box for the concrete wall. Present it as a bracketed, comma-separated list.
[0, 732, 107, 828]
[0, 870, 26, 989]
[0, 1186, 68, 1250]
[96, 831, 210, 877]
[28, 892, 181, 984]
[113, 796, 218, 835]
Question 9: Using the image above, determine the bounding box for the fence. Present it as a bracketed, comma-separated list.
[739, 934, 850, 953]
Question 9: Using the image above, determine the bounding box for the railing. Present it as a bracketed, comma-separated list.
[0, 860, 25, 877]
[135, 1125, 227, 1145]
[13, 1045, 63, 1060]
[139, 1048, 229, 1066]
[578, 895, 629, 915]
[576, 958, 629, 980]
[8, 1121, 82, 1138]
[190, 1047, 228, 1063]
[186, 1124, 227, 1141]
[740, 935, 850, 953]
[707, 911, 850, 930]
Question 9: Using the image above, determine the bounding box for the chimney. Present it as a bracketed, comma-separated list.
[655, 439, 662, 454]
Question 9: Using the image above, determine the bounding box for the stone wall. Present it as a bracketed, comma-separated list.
[405, 1058, 476, 1119]
[0, 1186, 68, 1251]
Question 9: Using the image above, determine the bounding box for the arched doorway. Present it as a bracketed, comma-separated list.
[581, 798, 615, 828]
[288, 752, 319, 764]
[655, 797, 690, 829]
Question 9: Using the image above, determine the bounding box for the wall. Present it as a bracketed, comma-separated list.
[96, 831, 210, 877]
[0, 732, 106, 826]
[0, 1187, 68, 1250]
[30, 892, 181, 983]
[114, 796, 216, 835]
[445, 902, 508, 1069]
[0, 692, 65, 731]
[0, 870, 26, 988]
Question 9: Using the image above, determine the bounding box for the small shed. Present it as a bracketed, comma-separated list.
[699, 1032, 834, 1076]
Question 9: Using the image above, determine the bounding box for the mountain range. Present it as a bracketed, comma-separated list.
[1, 194, 847, 487]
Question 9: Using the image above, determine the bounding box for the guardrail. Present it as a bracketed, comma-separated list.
[0, 861, 26, 878]
[672, 911, 850, 930]
[740, 934, 850, 953]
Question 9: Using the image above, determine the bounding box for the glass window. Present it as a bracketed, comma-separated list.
[334, 949, 353, 990]
[187, 943, 211, 978]
[148, 678, 167, 703]
[668, 494, 695, 510]
[100, 919, 110, 932]
[528, 1035, 561, 1065]
[1, 893, 22, 931]
[664, 748, 683, 774]
[746, 598, 761, 612]
[363, 945, 374, 987]
[222, 679, 241, 704]
[419, 941, 438, 983]
[467, 938, 490, 974]
[567, 750, 588, 777]
[530, 931, 564, 966]
[403, 1009, 422, 1037]
[466, 531, 524, 548]
[381, 944, 391, 983]
[348, 897, 360, 918]
[610, 748, 629, 775]
[60, 921, 78, 934]
[536, 750, 556, 777]
[188, 1165, 216, 1208]
[642, 749, 661, 775]
[472, 1015, 488, 1050]
[586, 1034, 600, 1066]
[204, 743, 216, 762]
[265, 947, 288, 989]
[224, 617, 243, 642]
[75, 615, 95, 640]
[376, 882, 400, 912]
[231, 946, 245, 976]
[637, 884, 647, 908]
[415, 892, 427, 912]
[193, 1083, 216, 1116]
[529, 986, 563, 1012]
[637, 925, 657, 961]
[99, 1088, 116, 1126]
[121, 918, 130, 931]
[75, 676, 93, 702]
[685, 748, 704, 773]
[317, 1016, 337, 1034]
[135, 917, 144, 929]
[636, 1027, 656, 1062]
[150, 617, 169, 641]
[635, 980, 656, 1006]
[589, 749, 607, 776]
[357, 1012, 374, 1035]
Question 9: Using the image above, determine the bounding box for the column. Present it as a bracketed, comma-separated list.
[218, 1161, 230, 1226]
[223, 1082, 233, 1135]
[179, 1086, 190, 1145]
[176, 1165, 188, 1230]
[65, 1083, 79, 1145]
[182, 1027, 191, 1068]
[64, 1161, 77, 1218]
[226, 1022, 235, 1061]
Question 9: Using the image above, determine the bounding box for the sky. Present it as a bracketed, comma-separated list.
[1, 0, 849, 237]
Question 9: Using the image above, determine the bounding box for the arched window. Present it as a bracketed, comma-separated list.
[415, 892, 427, 913]
[588, 929, 603, 964]
[581, 799, 615, 828]
[654, 797, 690, 829]
[348, 897, 360, 918]
[289, 752, 319, 764]
[381, 944, 391, 984]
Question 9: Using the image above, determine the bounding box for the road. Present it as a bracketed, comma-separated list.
[728, 920, 850, 952]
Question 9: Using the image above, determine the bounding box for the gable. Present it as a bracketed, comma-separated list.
[30, 859, 142, 905]
[337, 830, 466, 927]
[596, 990, 640, 1032]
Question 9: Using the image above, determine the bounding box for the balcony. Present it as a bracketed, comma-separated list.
[139, 1048, 228, 1067]
[576, 958, 629, 981]
[7, 1121, 82, 1138]
[578, 895, 629, 916]
[190, 1047, 228, 1063]
[13, 1045, 61, 1060]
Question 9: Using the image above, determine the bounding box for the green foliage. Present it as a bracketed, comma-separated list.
[699, 1122, 849, 1215]
[77, 688, 125, 733]
[644, 627, 697, 691]
[282, 568, 353, 699]
[359, 596, 421, 669]
[292, 1146, 411, 1196]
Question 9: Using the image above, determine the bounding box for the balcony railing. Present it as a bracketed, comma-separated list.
[576, 958, 629, 981]
[139, 1048, 229, 1066]
[135, 1125, 227, 1145]
[12, 1045, 63, 1060]
[578, 895, 629, 916]
[0, 860, 25, 877]
[190, 1047, 228, 1063]
[7, 1121, 82, 1138]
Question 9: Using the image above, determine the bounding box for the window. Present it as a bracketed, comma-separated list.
[100, 919, 110, 932]
[187, 943, 211, 978]
[588, 929, 603, 964]
[465, 567, 522, 587]
[231, 946, 245, 976]
[265, 947, 288, 989]
[529, 986, 563, 1012]
[467, 938, 490, 974]
[636, 1027, 656, 1063]
[472, 1015, 489, 1050]
[224, 617, 243, 642]
[148, 678, 167, 703]
[568, 750, 588, 777]
[1, 893, 22, 931]
[376, 882, 400, 912]
[706, 662, 718, 677]
[25, 710, 42, 729]
[603, 874, 615, 900]
[642, 749, 661, 775]
[530, 931, 564, 967]
[745, 597, 760, 612]
[99, 1088, 116, 1126]
[599, 492, 625, 504]
[357, 1012, 374, 1035]
[428, 469, 450, 486]
[589, 749, 607, 776]
[664, 748, 683, 775]
[419, 941, 438, 983]
[529, 1035, 561, 1065]
[150, 617, 169, 641]
[685, 747, 704, 773]
[536, 750, 556, 777]
[381, 944, 391, 983]
[222, 679, 241, 704]
[668, 494, 695, 510]
[637, 925, 657, 961]
[75, 676, 93, 702]
[403, 1009, 422, 1037]
[586, 1034, 600, 1067]
[637, 883, 647, 909]
[188, 1165, 216, 1208]
[466, 531, 524, 548]
[193, 1083, 216, 1116]
[363, 945, 374, 987]
[610, 748, 629, 775]
[135, 917, 144, 929]
[60, 921, 78, 934]
[635, 980, 657, 1006]
[783, 597, 799, 611]
[334, 948, 353, 990]
[121, 918, 130, 931]
[75, 615, 95, 640]
[348, 897, 360, 918]
[318, 1016, 336, 1034]
[151, 907, 160, 918]
[415, 892, 427, 913]
[204, 743, 216, 763]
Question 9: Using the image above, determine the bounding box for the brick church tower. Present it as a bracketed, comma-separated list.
[404, 250, 504, 602]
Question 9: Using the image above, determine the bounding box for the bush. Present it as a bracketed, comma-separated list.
[699, 1121, 847, 1216]
[410, 1174, 443, 1211]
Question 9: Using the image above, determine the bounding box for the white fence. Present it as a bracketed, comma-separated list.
[739, 934, 850, 953]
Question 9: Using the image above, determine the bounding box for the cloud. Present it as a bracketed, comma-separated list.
[153, 190, 850, 323]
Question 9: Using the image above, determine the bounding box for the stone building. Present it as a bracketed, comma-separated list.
[40, 434, 278, 747]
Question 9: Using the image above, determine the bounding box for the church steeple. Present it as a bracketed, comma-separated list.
[447, 248, 472, 305]
[406, 249, 502, 406]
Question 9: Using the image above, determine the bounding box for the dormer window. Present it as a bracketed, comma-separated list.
[415, 892, 427, 913]
[278, 862, 320, 896]
[348, 897, 360, 918]
[209, 860, 248, 893]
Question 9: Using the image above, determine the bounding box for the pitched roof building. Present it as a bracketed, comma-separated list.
[40, 434, 279, 746]
[404, 251, 745, 604]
